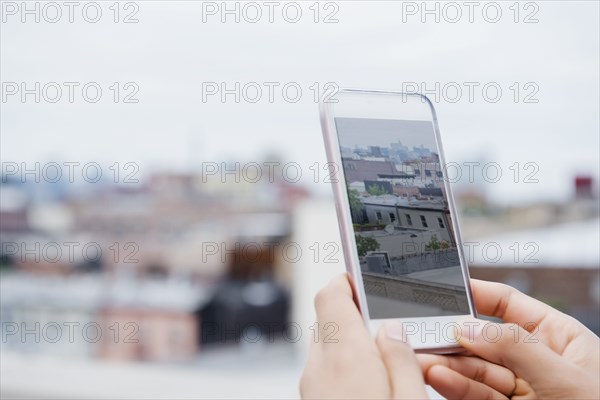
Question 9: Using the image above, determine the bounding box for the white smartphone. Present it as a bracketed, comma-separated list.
[320, 89, 477, 353]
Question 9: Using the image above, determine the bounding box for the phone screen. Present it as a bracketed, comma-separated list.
[334, 116, 470, 319]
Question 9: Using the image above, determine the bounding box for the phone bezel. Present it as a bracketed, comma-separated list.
[319, 88, 477, 353]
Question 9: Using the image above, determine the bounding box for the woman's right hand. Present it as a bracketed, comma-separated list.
[419, 279, 600, 399]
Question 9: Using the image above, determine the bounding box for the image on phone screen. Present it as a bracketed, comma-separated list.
[334, 117, 470, 319]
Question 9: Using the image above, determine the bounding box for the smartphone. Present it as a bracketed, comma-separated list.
[320, 89, 476, 353]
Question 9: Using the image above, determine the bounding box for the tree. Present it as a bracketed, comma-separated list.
[348, 189, 365, 224]
[355, 234, 380, 257]
[367, 184, 387, 196]
[424, 234, 441, 251]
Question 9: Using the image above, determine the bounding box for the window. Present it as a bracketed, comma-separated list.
[389, 213, 396, 223]
[375, 211, 382, 223]
[420, 215, 428, 228]
[405, 214, 412, 226]
[438, 217, 445, 228]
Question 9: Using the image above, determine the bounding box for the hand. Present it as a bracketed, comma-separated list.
[418, 279, 600, 399]
[300, 274, 428, 399]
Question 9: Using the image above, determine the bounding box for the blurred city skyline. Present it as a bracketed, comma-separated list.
[1, 1, 599, 205]
[1, 3, 599, 398]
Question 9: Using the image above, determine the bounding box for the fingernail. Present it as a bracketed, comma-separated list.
[384, 321, 407, 343]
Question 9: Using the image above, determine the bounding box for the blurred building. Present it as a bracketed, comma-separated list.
[0, 273, 208, 362]
[0, 165, 310, 363]
[469, 217, 600, 334]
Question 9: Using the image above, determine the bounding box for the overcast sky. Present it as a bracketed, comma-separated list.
[1, 1, 598, 204]
[335, 118, 436, 150]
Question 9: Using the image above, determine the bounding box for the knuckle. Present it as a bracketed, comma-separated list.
[490, 284, 516, 318]
[472, 363, 488, 383]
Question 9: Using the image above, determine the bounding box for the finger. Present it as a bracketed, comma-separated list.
[426, 365, 508, 400]
[313, 274, 370, 345]
[457, 318, 579, 391]
[417, 353, 515, 396]
[376, 322, 428, 399]
[471, 279, 597, 358]
[470, 279, 557, 328]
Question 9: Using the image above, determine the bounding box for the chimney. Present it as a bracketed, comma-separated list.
[574, 175, 594, 199]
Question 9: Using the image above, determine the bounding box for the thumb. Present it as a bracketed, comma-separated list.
[456, 318, 575, 390]
[376, 322, 428, 399]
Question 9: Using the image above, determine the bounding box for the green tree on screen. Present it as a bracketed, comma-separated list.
[355, 234, 380, 256]
[367, 184, 387, 196]
[425, 234, 441, 251]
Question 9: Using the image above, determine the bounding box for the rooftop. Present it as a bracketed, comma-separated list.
[361, 195, 445, 210]
[470, 218, 600, 269]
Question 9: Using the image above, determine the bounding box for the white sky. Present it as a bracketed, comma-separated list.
[1, 1, 599, 204]
[335, 118, 437, 150]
